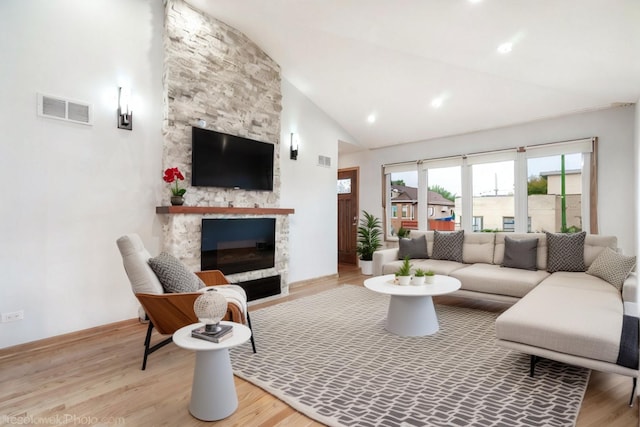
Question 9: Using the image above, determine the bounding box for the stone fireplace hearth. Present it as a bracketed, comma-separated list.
[157, 206, 294, 299]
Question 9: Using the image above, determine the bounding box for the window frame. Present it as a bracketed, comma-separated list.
[382, 138, 596, 236]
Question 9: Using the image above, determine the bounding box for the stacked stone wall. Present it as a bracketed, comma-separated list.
[161, 0, 288, 294]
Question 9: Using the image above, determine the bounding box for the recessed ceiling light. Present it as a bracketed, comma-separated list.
[367, 114, 376, 123]
[468, 0, 482, 3]
[497, 42, 513, 54]
[431, 98, 443, 108]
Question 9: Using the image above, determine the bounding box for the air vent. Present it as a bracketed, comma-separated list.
[318, 155, 332, 168]
[37, 93, 93, 125]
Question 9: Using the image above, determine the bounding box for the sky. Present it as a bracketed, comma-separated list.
[392, 153, 582, 197]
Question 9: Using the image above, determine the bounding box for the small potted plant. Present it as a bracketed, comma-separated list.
[412, 268, 426, 285]
[163, 167, 187, 206]
[395, 256, 412, 285]
[396, 227, 410, 239]
[425, 270, 436, 284]
[356, 210, 383, 275]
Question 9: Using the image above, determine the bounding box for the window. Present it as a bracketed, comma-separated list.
[384, 167, 418, 237]
[470, 157, 514, 232]
[425, 163, 461, 231]
[401, 205, 412, 218]
[502, 217, 515, 232]
[472, 216, 483, 232]
[337, 178, 351, 194]
[383, 138, 596, 236]
[526, 153, 582, 232]
[504, 216, 532, 232]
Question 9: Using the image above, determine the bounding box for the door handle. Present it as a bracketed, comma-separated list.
[352, 216, 357, 226]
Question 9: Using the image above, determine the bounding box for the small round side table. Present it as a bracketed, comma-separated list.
[173, 321, 252, 421]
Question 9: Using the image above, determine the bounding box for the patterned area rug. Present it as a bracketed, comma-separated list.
[230, 285, 590, 427]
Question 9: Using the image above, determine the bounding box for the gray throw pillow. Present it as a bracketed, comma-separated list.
[431, 230, 464, 263]
[502, 236, 538, 270]
[586, 247, 636, 291]
[545, 231, 586, 273]
[148, 252, 205, 293]
[398, 235, 429, 260]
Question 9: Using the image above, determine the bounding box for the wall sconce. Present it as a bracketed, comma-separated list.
[290, 133, 299, 160]
[117, 86, 132, 130]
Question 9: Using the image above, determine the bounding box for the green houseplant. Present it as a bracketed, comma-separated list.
[425, 269, 435, 284]
[395, 256, 412, 285]
[356, 210, 383, 275]
[396, 227, 410, 239]
[412, 268, 426, 285]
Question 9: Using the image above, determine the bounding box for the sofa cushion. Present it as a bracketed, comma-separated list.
[586, 247, 636, 291]
[502, 236, 538, 271]
[495, 233, 547, 270]
[450, 263, 549, 298]
[538, 270, 622, 293]
[462, 232, 495, 264]
[431, 230, 464, 263]
[496, 274, 623, 364]
[584, 234, 618, 267]
[148, 252, 205, 293]
[398, 235, 429, 260]
[545, 231, 586, 273]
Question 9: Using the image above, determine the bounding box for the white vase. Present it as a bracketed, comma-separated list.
[411, 276, 425, 286]
[425, 275, 435, 284]
[398, 275, 411, 286]
[360, 259, 373, 276]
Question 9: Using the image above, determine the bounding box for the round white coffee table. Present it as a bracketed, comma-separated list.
[364, 274, 461, 336]
[173, 321, 252, 421]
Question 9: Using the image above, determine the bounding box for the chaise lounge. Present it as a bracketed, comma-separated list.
[372, 230, 639, 402]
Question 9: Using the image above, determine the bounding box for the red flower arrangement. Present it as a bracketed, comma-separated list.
[163, 167, 186, 196]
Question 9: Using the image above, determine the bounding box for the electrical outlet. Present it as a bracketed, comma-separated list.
[1, 310, 24, 323]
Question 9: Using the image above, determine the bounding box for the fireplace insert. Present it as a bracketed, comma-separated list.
[201, 218, 276, 275]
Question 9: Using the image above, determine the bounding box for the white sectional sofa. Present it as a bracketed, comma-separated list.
[372, 230, 639, 402]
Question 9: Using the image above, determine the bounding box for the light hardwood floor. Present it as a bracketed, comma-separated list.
[0, 264, 637, 427]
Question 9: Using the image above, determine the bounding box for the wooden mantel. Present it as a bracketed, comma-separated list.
[156, 206, 295, 215]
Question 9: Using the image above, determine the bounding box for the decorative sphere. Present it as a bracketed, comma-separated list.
[194, 288, 227, 326]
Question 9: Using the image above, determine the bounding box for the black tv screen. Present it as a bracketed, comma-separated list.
[192, 127, 274, 191]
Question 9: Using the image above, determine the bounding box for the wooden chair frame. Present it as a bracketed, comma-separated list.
[135, 270, 256, 370]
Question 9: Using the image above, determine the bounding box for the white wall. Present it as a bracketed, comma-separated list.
[340, 106, 637, 255]
[2, 2, 634, 349]
[635, 100, 640, 259]
[280, 79, 357, 283]
[0, 0, 164, 348]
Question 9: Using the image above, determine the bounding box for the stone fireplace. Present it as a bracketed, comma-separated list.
[157, 206, 292, 298]
[160, 1, 290, 299]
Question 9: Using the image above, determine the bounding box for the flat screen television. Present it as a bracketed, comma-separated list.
[191, 127, 274, 191]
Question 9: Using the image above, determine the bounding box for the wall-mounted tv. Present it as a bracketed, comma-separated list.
[192, 127, 274, 191]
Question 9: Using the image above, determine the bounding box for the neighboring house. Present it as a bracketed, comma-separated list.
[456, 170, 582, 232]
[542, 169, 582, 195]
[390, 185, 455, 233]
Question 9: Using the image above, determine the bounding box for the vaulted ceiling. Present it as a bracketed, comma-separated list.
[185, 0, 640, 152]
